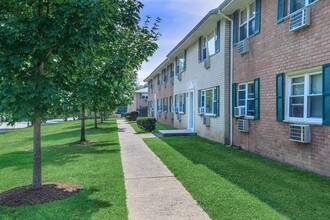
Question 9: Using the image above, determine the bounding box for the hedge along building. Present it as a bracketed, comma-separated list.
[144, 58, 175, 127]
[165, 8, 231, 143]
[220, 0, 330, 177]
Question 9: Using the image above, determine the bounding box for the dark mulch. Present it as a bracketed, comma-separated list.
[0, 182, 83, 207]
[71, 140, 96, 145]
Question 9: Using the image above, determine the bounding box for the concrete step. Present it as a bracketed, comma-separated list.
[158, 130, 197, 137]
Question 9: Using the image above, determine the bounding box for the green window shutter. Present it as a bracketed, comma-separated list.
[276, 73, 284, 121]
[254, 78, 260, 120]
[183, 93, 186, 114]
[198, 37, 202, 63]
[215, 21, 221, 53]
[277, 0, 285, 23]
[175, 57, 179, 75]
[323, 64, 330, 125]
[232, 11, 238, 46]
[184, 49, 187, 71]
[232, 83, 237, 117]
[255, 0, 261, 35]
[175, 95, 177, 112]
[198, 90, 201, 108]
[214, 86, 220, 116]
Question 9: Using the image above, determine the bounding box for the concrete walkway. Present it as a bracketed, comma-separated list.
[117, 120, 211, 220]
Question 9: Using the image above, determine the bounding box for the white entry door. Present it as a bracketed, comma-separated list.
[187, 91, 194, 131]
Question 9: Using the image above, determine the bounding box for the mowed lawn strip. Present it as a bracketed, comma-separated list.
[130, 121, 176, 134]
[0, 119, 127, 220]
[144, 136, 330, 220]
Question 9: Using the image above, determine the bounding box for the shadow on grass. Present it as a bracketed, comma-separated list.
[159, 136, 330, 220]
[0, 187, 111, 219]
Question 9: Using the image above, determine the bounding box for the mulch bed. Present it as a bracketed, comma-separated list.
[0, 182, 83, 207]
[71, 140, 96, 145]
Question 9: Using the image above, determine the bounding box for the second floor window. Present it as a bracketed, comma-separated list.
[170, 63, 174, 78]
[178, 54, 185, 73]
[289, 0, 314, 14]
[163, 97, 168, 112]
[240, 1, 256, 41]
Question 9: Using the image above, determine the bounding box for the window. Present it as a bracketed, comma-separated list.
[178, 54, 185, 73]
[175, 94, 184, 113]
[198, 87, 219, 116]
[286, 72, 322, 122]
[140, 94, 148, 100]
[157, 99, 162, 112]
[289, 0, 314, 14]
[163, 97, 168, 112]
[157, 74, 162, 86]
[170, 63, 174, 78]
[170, 96, 175, 112]
[238, 82, 255, 117]
[202, 31, 216, 60]
[163, 69, 168, 82]
[239, 1, 256, 41]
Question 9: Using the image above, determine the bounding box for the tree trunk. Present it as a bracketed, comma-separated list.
[94, 110, 98, 128]
[80, 103, 86, 142]
[32, 117, 42, 189]
[101, 111, 104, 123]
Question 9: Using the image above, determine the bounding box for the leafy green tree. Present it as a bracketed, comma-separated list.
[0, 0, 159, 189]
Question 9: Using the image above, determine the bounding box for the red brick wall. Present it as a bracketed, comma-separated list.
[147, 72, 174, 127]
[233, 0, 330, 177]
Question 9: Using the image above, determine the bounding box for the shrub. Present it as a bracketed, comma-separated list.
[124, 111, 139, 121]
[136, 117, 157, 132]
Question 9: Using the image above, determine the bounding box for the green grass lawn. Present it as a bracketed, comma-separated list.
[0, 119, 127, 220]
[144, 136, 330, 220]
[130, 121, 175, 134]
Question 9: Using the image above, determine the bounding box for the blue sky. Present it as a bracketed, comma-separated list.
[138, 0, 224, 84]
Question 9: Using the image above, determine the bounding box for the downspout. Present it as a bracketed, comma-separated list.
[218, 10, 234, 146]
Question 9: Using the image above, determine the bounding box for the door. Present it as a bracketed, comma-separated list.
[187, 91, 194, 131]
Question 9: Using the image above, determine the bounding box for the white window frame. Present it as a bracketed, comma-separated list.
[285, 71, 322, 124]
[170, 96, 175, 112]
[238, 82, 255, 118]
[239, 1, 256, 42]
[176, 94, 184, 113]
[200, 87, 217, 116]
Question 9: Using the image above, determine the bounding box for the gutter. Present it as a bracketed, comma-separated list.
[217, 9, 234, 146]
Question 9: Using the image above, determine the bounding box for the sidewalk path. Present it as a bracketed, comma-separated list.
[117, 120, 211, 220]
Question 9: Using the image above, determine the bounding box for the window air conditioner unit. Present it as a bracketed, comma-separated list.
[204, 56, 210, 69]
[289, 124, 311, 143]
[234, 106, 245, 118]
[203, 116, 211, 127]
[237, 39, 249, 55]
[177, 113, 181, 121]
[290, 7, 310, 32]
[199, 107, 205, 115]
[238, 119, 249, 132]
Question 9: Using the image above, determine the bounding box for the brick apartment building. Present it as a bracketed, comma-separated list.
[127, 88, 148, 116]
[145, 59, 175, 127]
[221, 0, 330, 177]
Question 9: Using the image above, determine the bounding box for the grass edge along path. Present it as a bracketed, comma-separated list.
[0, 119, 128, 220]
[144, 136, 330, 220]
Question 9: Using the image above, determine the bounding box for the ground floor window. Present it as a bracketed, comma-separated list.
[175, 94, 185, 113]
[198, 86, 219, 116]
[238, 82, 255, 117]
[163, 97, 168, 112]
[286, 72, 322, 122]
[157, 99, 162, 112]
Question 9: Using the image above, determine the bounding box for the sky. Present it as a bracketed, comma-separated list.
[138, 0, 224, 85]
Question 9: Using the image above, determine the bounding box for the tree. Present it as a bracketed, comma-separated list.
[0, 0, 159, 189]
